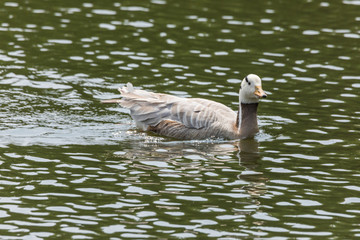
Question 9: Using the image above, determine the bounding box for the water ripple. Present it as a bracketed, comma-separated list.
[1, 0, 360, 238]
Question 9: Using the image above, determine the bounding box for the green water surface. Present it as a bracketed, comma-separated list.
[0, 0, 360, 239]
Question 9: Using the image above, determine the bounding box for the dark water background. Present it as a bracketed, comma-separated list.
[1, 0, 360, 238]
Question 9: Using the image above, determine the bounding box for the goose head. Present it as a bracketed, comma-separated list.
[239, 74, 267, 104]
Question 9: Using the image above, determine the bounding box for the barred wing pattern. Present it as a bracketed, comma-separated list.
[118, 83, 238, 139]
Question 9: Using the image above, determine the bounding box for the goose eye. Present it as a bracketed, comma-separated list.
[245, 77, 251, 85]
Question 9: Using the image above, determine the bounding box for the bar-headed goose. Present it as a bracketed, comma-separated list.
[103, 74, 267, 140]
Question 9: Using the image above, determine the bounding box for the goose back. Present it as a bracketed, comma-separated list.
[118, 83, 239, 139]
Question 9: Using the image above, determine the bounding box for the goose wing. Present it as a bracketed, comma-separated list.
[118, 83, 236, 130]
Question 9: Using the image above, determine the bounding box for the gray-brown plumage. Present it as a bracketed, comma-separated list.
[103, 74, 267, 140]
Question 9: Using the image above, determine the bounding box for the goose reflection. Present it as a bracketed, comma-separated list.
[114, 138, 267, 200]
[112, 138, 268, 225]
[237, 139, 268, 199]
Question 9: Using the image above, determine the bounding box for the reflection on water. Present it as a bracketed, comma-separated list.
[1, 0, 360, 238]
[2, 137, 358, 238]
[238, 140, 266, 185]
[1, 140, 270, 239]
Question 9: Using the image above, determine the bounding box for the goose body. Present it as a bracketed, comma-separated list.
[103, 74, 267, 140]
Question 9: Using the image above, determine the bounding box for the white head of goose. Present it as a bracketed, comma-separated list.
[103, 74, 267, 140]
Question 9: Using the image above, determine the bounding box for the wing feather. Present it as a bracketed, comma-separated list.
[118, 83, 236, 131]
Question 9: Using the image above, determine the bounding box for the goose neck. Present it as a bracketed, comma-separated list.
[238, 103, 259, 138]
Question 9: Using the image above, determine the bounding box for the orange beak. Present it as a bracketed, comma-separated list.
[254, 86, 267, 98]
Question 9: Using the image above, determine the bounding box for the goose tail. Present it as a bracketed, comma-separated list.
[119, 82, 134, 94]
